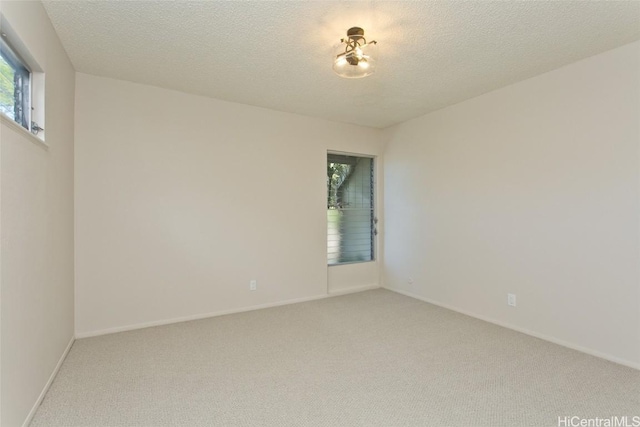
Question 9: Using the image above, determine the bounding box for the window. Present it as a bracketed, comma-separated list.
[327, 153, 376, 265]
[0, 35, 30, 130]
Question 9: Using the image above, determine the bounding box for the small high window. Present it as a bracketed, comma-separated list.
[0, 35, 30, 130]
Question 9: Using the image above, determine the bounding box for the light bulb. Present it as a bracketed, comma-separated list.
[336, 57, 348, 67]
[358, 60, 369, 69]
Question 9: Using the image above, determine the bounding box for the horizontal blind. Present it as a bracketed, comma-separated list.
[327, 155, 374, 265]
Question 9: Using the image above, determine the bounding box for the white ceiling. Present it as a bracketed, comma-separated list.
[42, 1, 640, 129]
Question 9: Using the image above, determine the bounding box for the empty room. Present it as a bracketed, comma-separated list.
[1, 1, 639, 426]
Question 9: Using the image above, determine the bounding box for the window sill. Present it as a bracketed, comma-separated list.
[0, 113, 48, 149]
[328, 260, 377, 267]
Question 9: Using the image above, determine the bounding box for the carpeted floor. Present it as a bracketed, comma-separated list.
[31, 289, 639, 426]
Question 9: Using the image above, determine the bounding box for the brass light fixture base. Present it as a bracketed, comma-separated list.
[346, 27, 365, 39]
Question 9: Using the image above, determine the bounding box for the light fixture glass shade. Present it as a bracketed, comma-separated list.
[333, 27, 377, 78]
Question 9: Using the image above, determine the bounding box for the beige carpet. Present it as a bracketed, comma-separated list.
[31, 289, 639, 426]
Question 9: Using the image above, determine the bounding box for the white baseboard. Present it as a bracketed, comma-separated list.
[384, 286, 640, 371]
[22, 336, 75, 427]
[76, 286, 381, 339]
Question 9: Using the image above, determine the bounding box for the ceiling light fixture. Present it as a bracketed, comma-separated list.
[333, 27, 377, 79]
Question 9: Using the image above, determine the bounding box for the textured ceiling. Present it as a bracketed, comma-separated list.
[42, 1, 640, 128]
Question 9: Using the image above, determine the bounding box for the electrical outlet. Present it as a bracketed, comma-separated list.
[250, 280, 257, 291]
[408, 277, 414, 285]
[507, 293, 516, 307]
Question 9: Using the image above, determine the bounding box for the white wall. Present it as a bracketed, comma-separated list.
[0, 1, 75, 426]
[384, 41, 640, 367]
[74, 73, 384, 337]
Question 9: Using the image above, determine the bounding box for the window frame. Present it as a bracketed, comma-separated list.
[327, 152, 377, 266]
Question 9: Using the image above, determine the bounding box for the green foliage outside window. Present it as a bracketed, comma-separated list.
[0, 54, 15, 119]
[327, 163, 352, 209]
